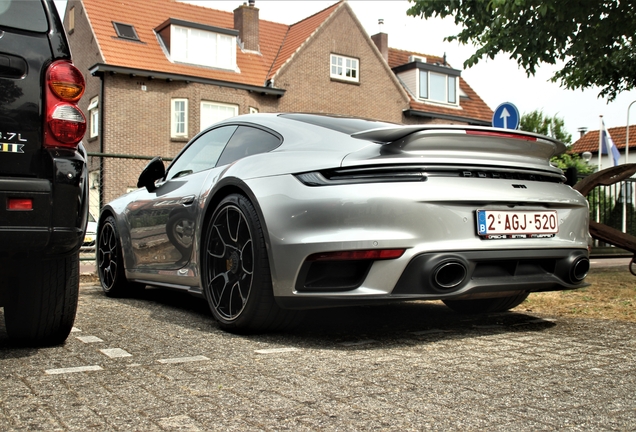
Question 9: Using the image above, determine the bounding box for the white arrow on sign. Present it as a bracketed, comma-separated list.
[499, 107, 510, 129]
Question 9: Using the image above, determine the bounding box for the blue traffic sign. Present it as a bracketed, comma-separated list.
[492, 102, 520, 130]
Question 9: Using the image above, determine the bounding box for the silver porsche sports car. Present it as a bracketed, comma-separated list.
[97, 113, 591, 332]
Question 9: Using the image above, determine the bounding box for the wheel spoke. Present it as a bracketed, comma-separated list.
[207, 225, 226, 258]
[228, 281, 245, 317]
[209, 272, 229, 309]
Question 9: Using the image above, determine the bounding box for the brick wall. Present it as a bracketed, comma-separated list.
[98, 76, 285, 201]
[65, 0, 103, 156]
[273, 6, 409, 123]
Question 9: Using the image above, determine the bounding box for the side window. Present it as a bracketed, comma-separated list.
[166, 125, 237, 180]
[216, 126, 281, 167]
[88, 96, 99, 138]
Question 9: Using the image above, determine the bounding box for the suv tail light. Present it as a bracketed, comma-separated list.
[44, 60, 86, 149]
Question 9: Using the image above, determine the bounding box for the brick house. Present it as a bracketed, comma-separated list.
[570, 125, 636, 170]
[64, 0, 492, 209]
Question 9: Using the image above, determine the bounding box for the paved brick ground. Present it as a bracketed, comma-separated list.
[1, 284, 635, 430]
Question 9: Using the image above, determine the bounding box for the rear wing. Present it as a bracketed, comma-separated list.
[351, 125, 566, 159]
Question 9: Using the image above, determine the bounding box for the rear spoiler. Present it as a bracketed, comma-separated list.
[351, 125, 567, 157]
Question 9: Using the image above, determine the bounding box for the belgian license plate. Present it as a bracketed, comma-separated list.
[476, 210, 558, 239]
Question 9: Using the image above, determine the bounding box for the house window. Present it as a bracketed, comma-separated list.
[419, 70, 457, 104]
[88, 97, 98, 138]
[249, 107, 259, 114]
[171, 98, 188, 138]
[330, 54, 359, 82]
[200, 101, 238, 131]
[113, 22, 139, 41]
[171, 25, 236, 70]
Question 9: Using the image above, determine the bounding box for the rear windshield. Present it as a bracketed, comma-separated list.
[0, 0, 48, 33]
[281, 113, 395, 135]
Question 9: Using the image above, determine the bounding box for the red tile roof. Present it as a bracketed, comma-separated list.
[388, 47, 493, 123]
[268, 2, 343, 80]
[571, 125, 636, 154]
[83, 0, 292, 88]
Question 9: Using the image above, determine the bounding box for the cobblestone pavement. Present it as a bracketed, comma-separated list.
[1, 284, 635, 431]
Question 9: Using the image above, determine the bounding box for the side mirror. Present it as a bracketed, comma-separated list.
[137, 157, 165, 192]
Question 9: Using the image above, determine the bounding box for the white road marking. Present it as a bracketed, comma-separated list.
[70, 327, 81, 332]
[254, 348, 300, 354]
[76, 336, 103, 343]
[100, 348, 132, 358]
[45, 365, 103, 375]
[157, 355, 209, 364]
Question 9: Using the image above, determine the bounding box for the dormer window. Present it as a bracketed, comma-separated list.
[330, 54, 359, 83]
[156, 19, 238, 71]
[393, 60, 462, 107]
[419, 70, 457, 104]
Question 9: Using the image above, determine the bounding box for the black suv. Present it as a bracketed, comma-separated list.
[0, 0, 88, 345]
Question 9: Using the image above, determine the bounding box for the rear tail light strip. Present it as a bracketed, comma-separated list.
[295, 165, 564, 186]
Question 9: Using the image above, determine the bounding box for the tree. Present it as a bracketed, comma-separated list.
[519, 110, 593, 174]
[519, 110, 571, 144]
[406, 0, 636, 101]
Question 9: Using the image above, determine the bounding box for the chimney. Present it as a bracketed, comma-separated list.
[371, 33, 388, 62]
[577, 127, 588, 139]
[234, 1, 259, 52]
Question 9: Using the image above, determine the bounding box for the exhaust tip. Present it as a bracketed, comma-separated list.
[571, 257, 590, 283]
[433, 261, 467, 289]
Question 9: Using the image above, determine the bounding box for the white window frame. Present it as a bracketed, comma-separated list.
[330, 54, 359, 82]
[88, 96, 99, 138]
[200, 101, 238, 131]
[170, 25, 236, 70]
[171, 98, 188, 138]
[418, 70, 459, 106]
[249, 107, 259, 114]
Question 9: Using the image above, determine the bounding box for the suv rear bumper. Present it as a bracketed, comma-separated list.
[0, 150, 88, 256]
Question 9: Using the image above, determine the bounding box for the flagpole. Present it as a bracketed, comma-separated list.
[598, 115, 603, 172]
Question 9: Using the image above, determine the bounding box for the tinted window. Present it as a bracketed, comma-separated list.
[0, 0, 48, 32]
[167, 125, 237, 180]
[281, 113, 395, 135]
[216, 126, 281, 166]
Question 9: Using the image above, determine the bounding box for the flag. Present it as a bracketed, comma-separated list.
[600, 120, 621, 166]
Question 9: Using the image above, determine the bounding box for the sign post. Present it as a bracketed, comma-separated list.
[492, 102, 520, 130]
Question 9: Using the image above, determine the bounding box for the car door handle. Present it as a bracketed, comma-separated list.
[179, 195, 195, 206]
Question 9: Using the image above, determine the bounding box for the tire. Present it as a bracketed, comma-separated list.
[4, 253, 79, 346]
[443, 292, 529, 314]
[202, 194, 300, 333]
[97, 216, 144, 297]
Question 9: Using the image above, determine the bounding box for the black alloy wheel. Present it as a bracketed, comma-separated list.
[98, 216, 142, 297]
[203, 194, 297, 332]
